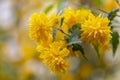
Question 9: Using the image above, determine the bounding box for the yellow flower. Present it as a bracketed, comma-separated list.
[49, 14, 60, 27]
[37, 41, 50, 52]
[62, 8, 94, 33]
[39, 41, 70, 73]
[63, 8, 93, 27]
[76, 9, 94, 24]
[63, 8, 76, 27]
[29, 12, 52, 44]
[81, 14, 111, 47]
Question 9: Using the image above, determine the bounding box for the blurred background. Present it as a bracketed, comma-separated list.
[0, 0, 120, 80]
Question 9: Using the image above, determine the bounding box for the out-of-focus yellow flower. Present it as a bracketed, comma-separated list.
[18, 30, 36, 61]
[29, 12, 52, 44]
[103, 0, 119, 12]
[63, 8, 93, 27]
[19, 63, 35, 80]
[39, 41, 70, 73]
[19, 69, 34, 80]
[79, 64, 93, 79]
[21, 42, 36, 60]
[58, 73, 74, 80]
[81, 14, 111, 53]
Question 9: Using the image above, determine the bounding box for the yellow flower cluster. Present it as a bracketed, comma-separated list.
[29, 12, 69, 73]
[62, 8, 111, 53]
[28, 7, 112, 73]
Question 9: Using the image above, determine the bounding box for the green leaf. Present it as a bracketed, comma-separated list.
[57, 0, 67, 15]
[64, 24, 87, 60]
[67, 35, 81, 46]
[111, 31, 119, 55]
[44, 4, 54, 14]
[72, 44, 87, 60]
[65, 24, 82, 46]
[108, 9, 119, 25]
[59, 17, 64, 27]
[94, 45, 100, 57]
[52, 28, 57, 41]
[57, 1, 62, 10]
[68, 24, 81, 36]
[72, 44, 84, 53]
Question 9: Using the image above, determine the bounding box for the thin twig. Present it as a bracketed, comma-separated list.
[97, 8, 108, 14]
[57, 28, 70, 36]
[97, 8, 120, 17]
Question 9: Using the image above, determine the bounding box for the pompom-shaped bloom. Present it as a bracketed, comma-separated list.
[81, 14, 112, 46]
[29, 13, 52, 44]
[39, 41, 70, 73]
[63, 8, 93, 28]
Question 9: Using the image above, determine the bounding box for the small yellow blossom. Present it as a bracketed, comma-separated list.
[81, 14, 111, 48]
[29, 12, 52, 44]
[39, 41, 70, 73]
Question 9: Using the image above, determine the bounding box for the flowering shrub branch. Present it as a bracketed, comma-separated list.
[28, 7, 120, 73]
